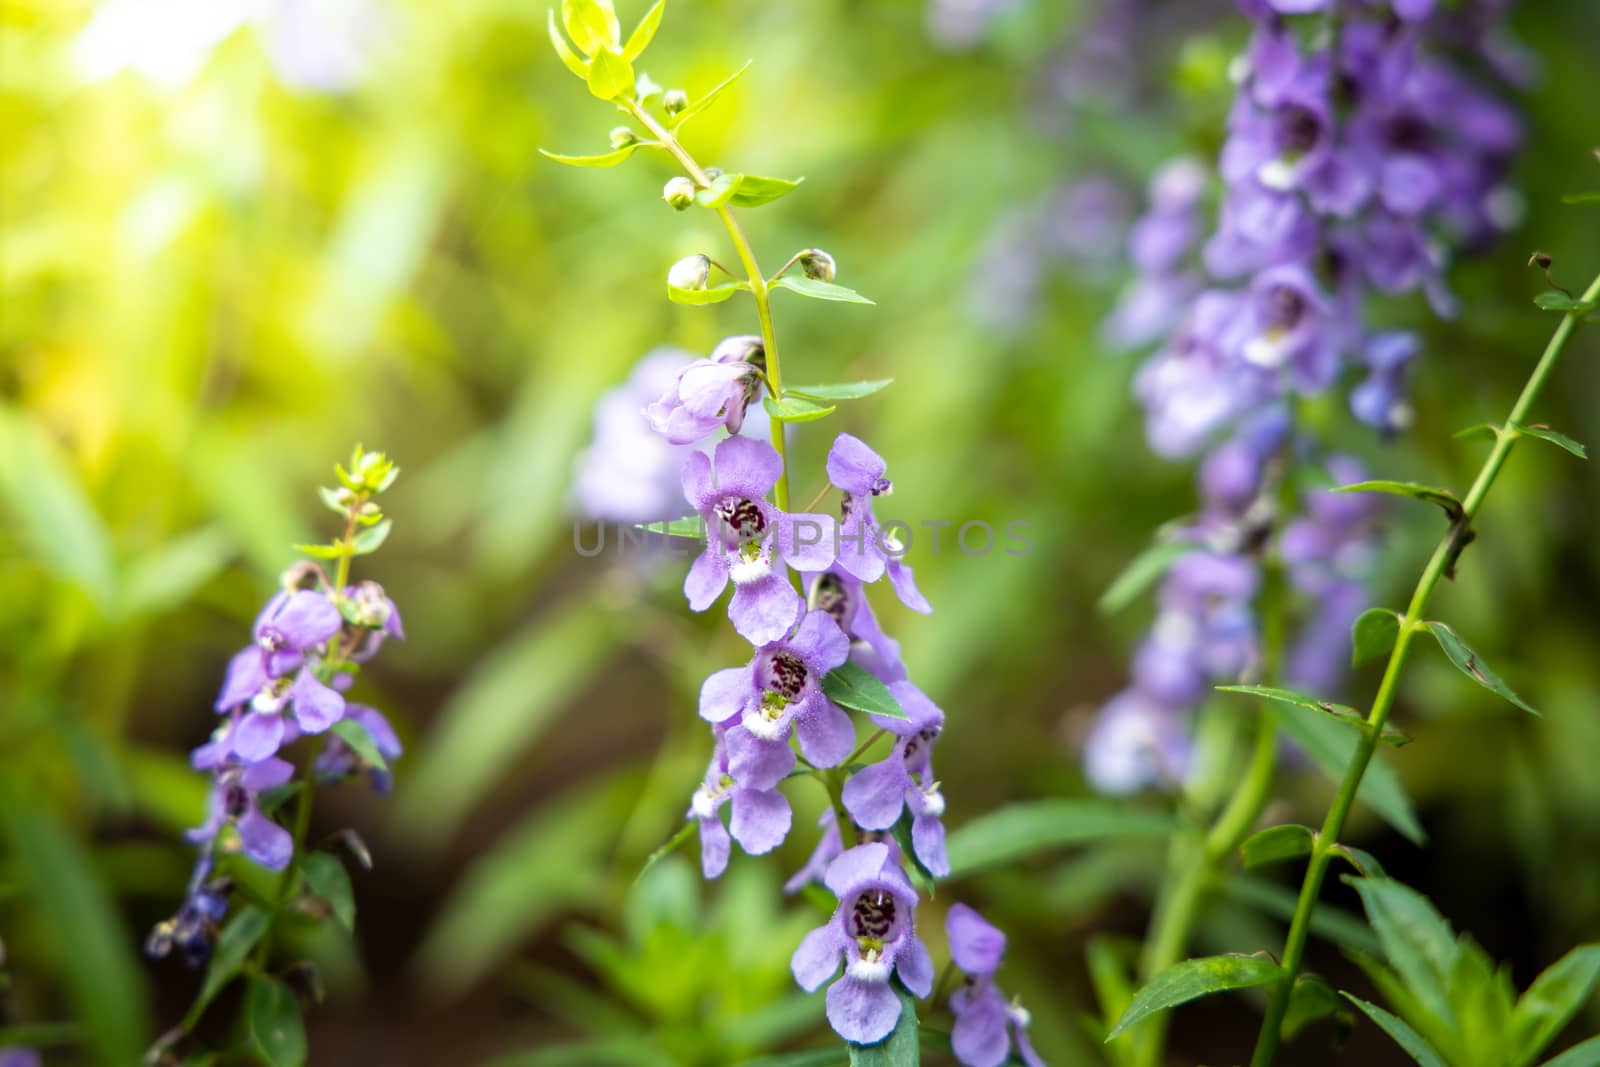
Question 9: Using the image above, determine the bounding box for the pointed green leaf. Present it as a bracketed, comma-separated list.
[292, 541, 347, 560]
[621, 0, 664, 61]
[1329, 843, 1386, 878]
[771, 274, 875, 304]
[1562, 192, 1600, 205]
[1423, 620, 1539, 716]
[1283, 974, 1347, 1041]
[1534, 290, 1597, 313]
[1218, 685, 1408, 746]
[586, 48, 634, 101]
[670, 60, 752, 130]
[764, 395, 836, 424]
[246, 975, 307, 1067]
[1516, 423, 1588, 460]
[1106, 954, 1282, 1039]
[298, 852, 356, 932]
[694, 172, 742, 209]
[730, 175, 803, 207]
[1270, 696, 1425, 843]
[668, 281, 745, 305]
[351, 517, 391, 555]
[1350, 877, 1460, 1030]
[192, 906, 269, 1020]
[1343, 994, 1449, 1067]
[1241, 824, 1315, 869]
[1455, 422, 1502, 442]
[948, 801, 1177, 875]
[848, 983, 918, 1066]
[1542, 1035, 1600, 1067]
[331, 718, 390, 773]
[546, 10, 589, 77]
[1512, 946, 1600, 1064]
[1098, 540, 1198, 615]
[561, 0, 619, 55]
[785, 379, 893, 402]
[822, 662, 906, 720]
[539, 142, 651, 168]
[1334, 480, 1463, 522]
[1352, 608, 1402, 666]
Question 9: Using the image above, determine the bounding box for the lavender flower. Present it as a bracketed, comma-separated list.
[314, 704, 403, 791]
[841, 681, 950, 877]
[682, 436, 837, 645]
[187, 736, 297, 869]
[791, 842, 935, 1044]
[699, 609, 855, 768]
[144, 854, 231, 965]
[646, 335, 766, 445]
[946, 904, 1044, 1067]
[689, 727, 795, 878]
[807, 565, 909, 685]
[827, 434, 931, 614]
[1083, 688, 1192, 795]
[214, 589, 345, 761]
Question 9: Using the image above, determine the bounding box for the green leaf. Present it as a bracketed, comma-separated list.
[849, 983, 918, 1066]
[634, 515, 705, 539]
[821, 661, 906, 720]
[764, 394, 837, 424]
[621, 0, 664, 60]
[1512, 945, 1600, 1065]
[546, 10, 589, 77]
[1542, 1035, 1600, 1067]
[1350, 877, 1460, 1031]
[246, 975, 307, 1067]
[1241, 824, 1315, 869]
[1516, 423, 1588, 459]
[671, 60, 752, 130]
[1283, 973, 1347, 1040]
[1097, 540, 1198, 615]
[351, 517, 392, 555]
[331, 718, 390, 773]
[539, 142, 650, 168]
[0, 406, 115, 609]
[586, 48, 635, 101]
[192, 906, 270, 1021]
[1342, 994, 1449, 1067]
[1222, 875, 1380, 957]
[1329, 843, 1386, 878]
[1217, 684, 1408, 746]
[730, 175, 803, 207]
[1271, 696, 1425, 843]
[117, 524, 233, 621]
[694, 172, 743, 209]
[1562, 192, 1600, 205]
[668, 280, 745, 305]
[1422, 620, 1539, 716]
[1454, 422, 1502, 442]
[1534, 290, 1597, 313]
[1333, 480, 1464, 523]
[1106, 954, 1282, 1039]
[292, 541, 347, 559]
[785, 379, 893, 402]
[772, 274, 875, 304]
[298, 852, 356, 932]
[947, 799, 1177, 874]
[1352, 608, 1402, 666]
[560, 0, 619, 55]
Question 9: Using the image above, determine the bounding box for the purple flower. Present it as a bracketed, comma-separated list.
[144, 854, 231, 965]
[1350, 331, 1419, 433]
[946, 904, 1044, 1067]
[188, 731, 296, 869]
[699, 609, 856, 768]
[0, 1048, 41, 1067]
[807, 566, 908, 685]
[682, 436, 838, 645]
[646, 335, 766, 445]
[573, 348, 701, 523]
[1083, 689, 1191, 795]
[841, 681, 949, 877]
[689, 728, 795, 878]
[791, 842, 935, 1044]
[215, 590, 342, 708]
[827, 434, 931, 614]
[314, 704, 403, 791]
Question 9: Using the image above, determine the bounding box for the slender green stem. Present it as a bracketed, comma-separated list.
[624, 99, 793, 510]
[1250, 269, 1600, 1065]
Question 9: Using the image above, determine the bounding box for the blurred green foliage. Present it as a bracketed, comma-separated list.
[2, 0, 1600, 1063]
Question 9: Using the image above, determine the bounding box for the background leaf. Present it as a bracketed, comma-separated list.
[1106, 955, 1281, 1039]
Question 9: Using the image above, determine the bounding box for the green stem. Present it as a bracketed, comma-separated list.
[624, 99, 792, 510]
[1250, 269, 1600, 1066]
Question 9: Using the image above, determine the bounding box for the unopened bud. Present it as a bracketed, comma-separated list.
[1529, 250, 1552, 270]
[609, 126, 638, 149]
[663, 176, 696, 210]
[281, 560, 323, 591]
[668, 254, 710, 291]
[663, 88, 688, 115]
[799, 248, 837, 283]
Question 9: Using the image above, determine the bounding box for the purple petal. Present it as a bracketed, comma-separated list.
[713, 436, 783, 498]
[684, 547, 729, 612]
[947, 903, 1006, 975]
[882, 679, 942, 735]
[242, 756, 296, 792]
[824, 842, 890, 898]
[1013, 1023, 1046, 1067]
[700, 667, 753, 725]
[350, 705, 403, 759]
[778, 511, 838, 572]
[842, 757, 909, 831]
[266, 590, 342, 649]
[729, 787, 792, 855]
[231, 712, 286, 763]
[237, 809, 293, 870]
[290, 671, 344, 733]
[789, 609, 851, 672]
[911, 811, 950, 878]
[826, 433, 887, 496]
[886, 560, 932, 614]
[794, 697, 856, 768]
[698, 815, 730, 879]
[726, 728, 796, 789]
[215, 649, 268, 711]
[896, 934, 935, 998]
[951, 987, 1011, 1067]
[383, 599, 406, 641]
[680, 450, 716, 510]
[728, 577, 803, 646]
[826, 975, 902, 1044]
[791, 924, 845, 992]
[835, 516, 888, 584]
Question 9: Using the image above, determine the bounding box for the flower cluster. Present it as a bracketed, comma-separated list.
[1089, 0, 1521, 790]
[146, 448, 404, 966]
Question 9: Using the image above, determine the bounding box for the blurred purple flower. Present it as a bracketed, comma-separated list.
[842, 681, 950, 876]
[646, 335, 766, 445]
[946, 904, 1045, 1067]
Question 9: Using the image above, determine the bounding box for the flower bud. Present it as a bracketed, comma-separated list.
[663, 88, 688, 115]
[799, 248, 837, 283]
[668, 254, 711, 291]
[609, 126, 638, 149]
[663, 176, 696, 211]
